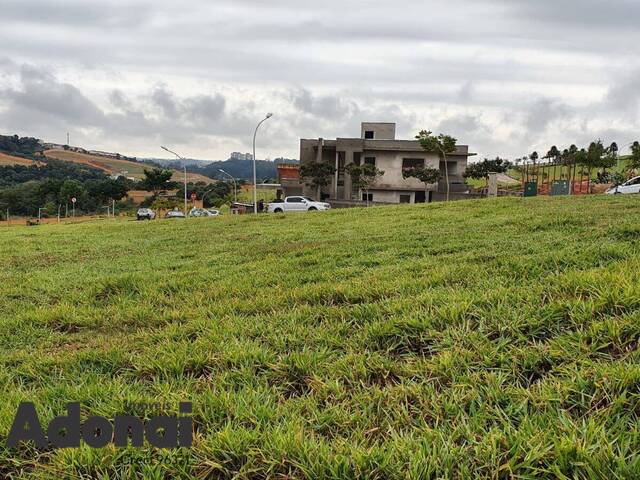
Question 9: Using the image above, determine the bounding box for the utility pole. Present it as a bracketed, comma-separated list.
[219, 169, 238, 204]
[161, 146, 189, 215]
[252, 113, 274, 214]
[67, 132, 70, 146]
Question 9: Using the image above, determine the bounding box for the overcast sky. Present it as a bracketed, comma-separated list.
[1, 0, 639, 160]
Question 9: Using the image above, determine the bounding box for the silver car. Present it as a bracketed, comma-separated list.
[136, 208, 156, 220]
[165, 210, 186, 219]
[189, 208, 221, 217]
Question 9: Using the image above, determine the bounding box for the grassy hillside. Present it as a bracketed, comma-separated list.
[1, 196, 640, 478]
[44, 149, 215, 184]
[0, 152, 36, 166]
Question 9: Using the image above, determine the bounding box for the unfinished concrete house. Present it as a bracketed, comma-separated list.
[281, 122, 475, 204]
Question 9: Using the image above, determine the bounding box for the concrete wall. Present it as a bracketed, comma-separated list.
[361, 123, 396, 140]
[367, 150, 440, 191]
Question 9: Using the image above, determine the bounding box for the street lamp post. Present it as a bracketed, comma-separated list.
[161, 146, 188, 215]
[218, 169, 238, 204]
[252, 113, 273, 214]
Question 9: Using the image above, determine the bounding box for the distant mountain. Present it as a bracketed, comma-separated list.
[0, 133, 298, 183]
[143, 158, 214, 168]
[194, 158, 298, 182]
[147, 157, 299, 181]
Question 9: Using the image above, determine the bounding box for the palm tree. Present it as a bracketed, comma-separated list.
[548, 146, 560, 184]
[529, 151, 539, 183]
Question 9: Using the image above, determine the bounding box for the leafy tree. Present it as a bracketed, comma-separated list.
[140, 168, 176, 194]
[403, 165, 441, 200]
[0, 134, 43, 158]
[0, 181, 42, 216]
[629, 141, 640, 171]
[463, 157, 512, 186]
[85, 178, 130, 205]
[59, 180, 87, 210]
[416, 131, 457, 201]
[345, 163, 384, 206]
[599, 143, 618, 174]
[299, 162, 336, 200]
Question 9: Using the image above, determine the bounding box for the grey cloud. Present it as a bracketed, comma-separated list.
[499, 0, 640, 30]
[1, 65, 105, 125]
[604, 71, 640, 116]
[151, 86, 180, 118]
[524, 98, 570, 133]
[290, 89, 359, 120]
[1, 0, 152, 28]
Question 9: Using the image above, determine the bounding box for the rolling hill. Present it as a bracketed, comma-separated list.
[44, 149, 215, 184]
[0, 152, 37, 166]
[1, 195, 640, 478]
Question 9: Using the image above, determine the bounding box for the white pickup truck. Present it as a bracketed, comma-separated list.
[267, 196, 331, 213]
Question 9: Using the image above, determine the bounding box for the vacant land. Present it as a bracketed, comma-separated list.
[44, 149, 214, 184]
[0, 152, 36, 166]
[1, 196, 639, 478]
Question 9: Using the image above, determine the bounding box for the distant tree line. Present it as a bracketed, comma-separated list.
[0, 176, 130, 218]
[0, 134, 43, 159]
[0, 160, 106, 187]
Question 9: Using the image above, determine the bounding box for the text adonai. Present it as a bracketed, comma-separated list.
[6, 402, 192, 449]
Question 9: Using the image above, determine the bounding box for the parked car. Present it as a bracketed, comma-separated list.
[136, 208, 156, 220]
[189, 208, 221, 217]
[165, 209, 186, 219]
[267, 196, 331, 213]
[605, 176, 640, 195]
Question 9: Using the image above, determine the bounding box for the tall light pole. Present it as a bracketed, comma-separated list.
[252, 113, 273, 214]
[161, 146, 188, 215]
[218, 169, 237, 204]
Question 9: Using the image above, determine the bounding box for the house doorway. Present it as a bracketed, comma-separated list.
[414, 191, 426, 203]
[414, 191, 432, 203]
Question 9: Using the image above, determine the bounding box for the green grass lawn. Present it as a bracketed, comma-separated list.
[1, 195, 640, 478]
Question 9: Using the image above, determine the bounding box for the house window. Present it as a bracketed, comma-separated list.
[402, 158, 425, 172]
[399, 194, 411, 204]
[362, 192, 373, 202]
[364, 157, 376, 166]
[364, 130, 375, 139]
